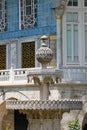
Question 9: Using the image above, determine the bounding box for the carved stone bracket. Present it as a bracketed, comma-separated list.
[27, 68, 62, 85]
[6, 100, 82, 110]
[19, 110, 63, 120]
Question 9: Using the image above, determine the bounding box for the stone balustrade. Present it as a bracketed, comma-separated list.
[0, 66, 87, 85]
[0, 67, 62, 85]
[0, 67, 28, 84]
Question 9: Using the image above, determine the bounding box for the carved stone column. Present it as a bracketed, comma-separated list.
[36, 35, 53, 100]
[40, 83, 49, 100]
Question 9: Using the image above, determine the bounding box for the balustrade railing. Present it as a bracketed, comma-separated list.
[0, 67, 61, 84]
[0, 67, 28, 84]
[0, 66, 87, 85]
[63, 66, 87, 83]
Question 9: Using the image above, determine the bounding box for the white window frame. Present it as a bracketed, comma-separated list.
[62, 0, 87, 66]
[19, 0, 36, 30]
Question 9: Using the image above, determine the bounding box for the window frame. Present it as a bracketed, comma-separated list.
[64, 11, 79, 65]
[62, 0, 87, 66]
[67, 0, 78, 7]
[0, 0, 6, 32]
[19, 0, 37, 30]
[84, 0, 87, 7]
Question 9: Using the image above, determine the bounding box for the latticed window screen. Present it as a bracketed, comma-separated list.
[0, 0, 6, 32]
[22, 42, 35, 68]
[20, 0, 37, 29]
[0, 45, 6, 70]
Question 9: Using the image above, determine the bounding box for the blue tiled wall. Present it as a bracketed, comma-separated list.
[0, 0, 56, 40]
[6, 0, 19, 32]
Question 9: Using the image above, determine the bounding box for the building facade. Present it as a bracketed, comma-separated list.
[0, 0, 86, 130]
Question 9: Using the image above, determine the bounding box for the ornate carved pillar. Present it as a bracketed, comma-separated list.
[36, 35, 53, 100]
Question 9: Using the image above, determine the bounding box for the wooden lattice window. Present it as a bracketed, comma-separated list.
[0, 45, 6, 70]
[22, 42, 35, 68]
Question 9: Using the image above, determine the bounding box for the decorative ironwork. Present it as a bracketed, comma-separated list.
[22, 42, 35, 68]
[0, 45, 6, 70]
[0, 0, 6, 32]
[20, 0, 37, 29]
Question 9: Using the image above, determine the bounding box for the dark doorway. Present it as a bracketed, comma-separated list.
[14, 110, 28, 130]
[83, 123, 87, 130]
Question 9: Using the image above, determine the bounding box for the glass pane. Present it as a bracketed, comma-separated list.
[73, 0, 78, 6]
[84, 0, 87, 6]
[73, 25, 78, 61]
[84, 13, 87, 22]
[67, 0, 78, 6]
[73, 12, 78, 22]
[67, 24, 72, 62]
[67, 12, 73, 22]
[26, 0, 31, 5]
[68, 0, 72, 6]
[26, 6, 31, 15]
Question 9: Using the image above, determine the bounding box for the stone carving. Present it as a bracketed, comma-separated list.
[33, 76, 41, 85]
[36, 35, 53, 67]
[6, 100, 82, 110]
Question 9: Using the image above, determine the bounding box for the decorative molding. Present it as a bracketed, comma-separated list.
[6, 100, 82, 110]
[0, 39, 19, 45]
[19, 110, 62, 119]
